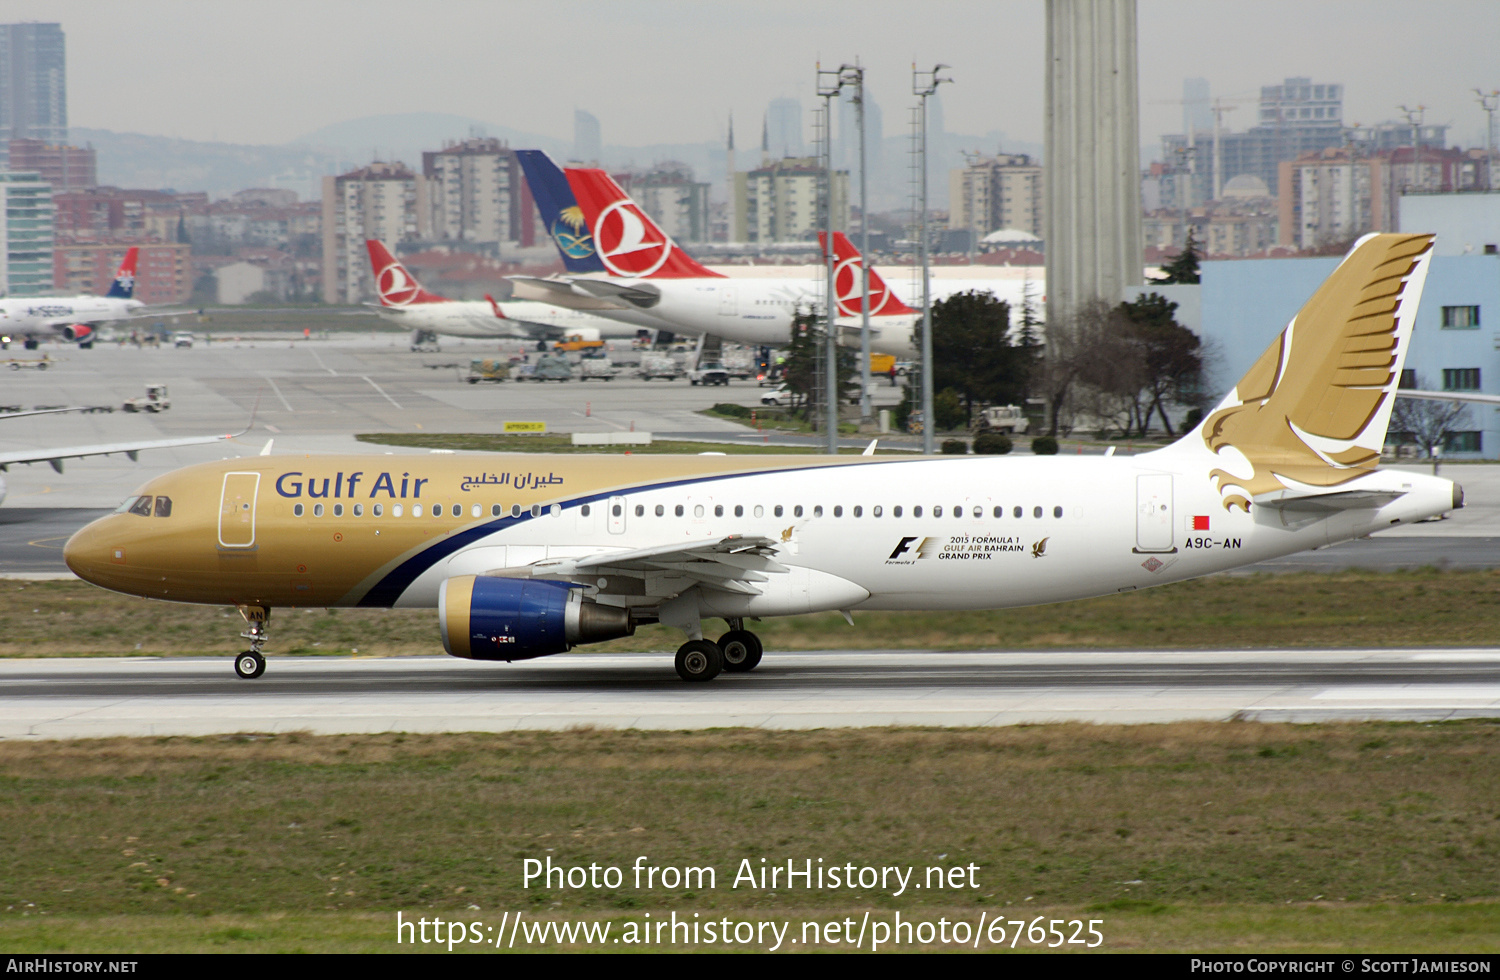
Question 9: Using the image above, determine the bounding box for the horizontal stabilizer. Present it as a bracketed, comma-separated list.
[1252, 487, 1408, 512]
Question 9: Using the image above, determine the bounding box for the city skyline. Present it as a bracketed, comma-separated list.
[2, 0, 1497, 157]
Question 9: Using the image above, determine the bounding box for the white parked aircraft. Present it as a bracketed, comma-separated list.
[62, 234, 1458, 682]
[0, 248, 181, 349]
[363, 240, 651, 350]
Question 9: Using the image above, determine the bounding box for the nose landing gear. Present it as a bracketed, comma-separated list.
[234, 604, 271, 679]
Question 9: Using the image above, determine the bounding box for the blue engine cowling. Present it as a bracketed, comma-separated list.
[439, 575, 634, 661]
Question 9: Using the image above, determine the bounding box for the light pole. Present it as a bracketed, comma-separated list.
[913, 63, 951, 456]
[1475, 89, 1498, 192]
[840, 62, 873, 424]
[817, 63, 853, 454]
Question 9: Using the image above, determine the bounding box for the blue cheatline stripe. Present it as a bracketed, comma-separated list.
[353, 458, 912, 607]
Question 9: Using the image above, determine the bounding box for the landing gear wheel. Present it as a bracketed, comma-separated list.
[718, 630, 763, 672]
[234, 651, 266, 679]
[675, 640, 723, 682]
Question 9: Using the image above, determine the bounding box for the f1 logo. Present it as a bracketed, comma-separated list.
[888, 536, 919, 560]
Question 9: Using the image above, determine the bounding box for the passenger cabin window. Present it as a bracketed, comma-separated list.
[153, 496, 172, 518]
[334, 504, 344, 517]
[635, 505, 644, 517]
[656, 504, 665, 517]
[492, 504, 503, 517]
[293, 503, 304, 517]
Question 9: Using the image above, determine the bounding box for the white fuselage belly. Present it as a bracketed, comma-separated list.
[386, 454, 1453, 614]
[375, 300, 639, 340]
[0, 297, 143, 332]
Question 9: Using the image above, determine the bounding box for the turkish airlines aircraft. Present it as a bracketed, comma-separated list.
[0, 248, 178, 348]
[363, 240, 643, 349]
[510, 153, 923, 351]
[63, 234, 1456, 681]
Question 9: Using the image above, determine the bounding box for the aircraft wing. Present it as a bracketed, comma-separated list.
[568, 278, 662, 309]
[1398, 389, 1500, 405]
[485, 534, 787, 597]
[1, 407, 92, 421]
[507, 276, 633, 311]
[0, 432, 239, 474]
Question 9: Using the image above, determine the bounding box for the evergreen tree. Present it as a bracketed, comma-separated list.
[1159, 228, 1201, 284]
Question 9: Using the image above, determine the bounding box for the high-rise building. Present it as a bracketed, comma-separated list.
[0, 23, 66, 168]
[618, 165, 710, 243]
[766, 98, 803, 158]
[949, 153, 1045, 241]
[573, 110, 601, 165]
[0, 170, 54, 295]
[423, 137, 524, 246]
[6, 138, 92, 191]
[732, 157, 848, 244]
[1183, 77, 1211, 137]
[320, 162, 431, 304]
[1167, 77, 1346, 196]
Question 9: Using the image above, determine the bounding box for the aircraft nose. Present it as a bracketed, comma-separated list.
[63, 520, 114, 585]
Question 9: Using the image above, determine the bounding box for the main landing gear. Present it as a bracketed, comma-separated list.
[672, 618, 764, 682]
[234, 604, 271, 679]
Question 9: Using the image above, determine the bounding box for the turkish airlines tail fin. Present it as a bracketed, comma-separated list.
[562, 168, 722, 279]
[515, 150, 608, 275]
[1196, 233, 1434, 511]
[104, 247, 139, 299]
[484, 294, 507, 319]
[821, 232, 915, 316]
[365, 240, 448, 306]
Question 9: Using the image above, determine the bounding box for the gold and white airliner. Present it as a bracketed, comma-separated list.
[64, 234, 1462, 681]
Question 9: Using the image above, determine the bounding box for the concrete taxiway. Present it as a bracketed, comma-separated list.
[2, 650, 1499, 739]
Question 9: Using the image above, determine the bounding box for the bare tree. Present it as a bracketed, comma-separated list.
[1392, 381, 1473, 474]
[1035, 299, 1116, 436]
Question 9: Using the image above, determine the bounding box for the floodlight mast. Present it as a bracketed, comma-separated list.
[1476, 89, 1499, 193]
[913, 63, 951, 456]
[840, 62, 873, 424]
[817, 63, 856, 453]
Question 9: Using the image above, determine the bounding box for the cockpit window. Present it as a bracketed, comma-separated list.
[127, 496, 154, 517]
[153, 496, 172, 518]
[114, 496, 140, 515]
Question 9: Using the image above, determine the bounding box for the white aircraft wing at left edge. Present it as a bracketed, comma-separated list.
[0, 432, 241, 506]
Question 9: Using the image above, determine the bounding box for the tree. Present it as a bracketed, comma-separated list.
[930, 290, 1035, 426]
[1034, 299, 1115, 436]
[1391, 382, 1473, 473]
[781, 309, 856, 428]
[1158, 228, 1201, 284]
[1113, 293, 1204, 437]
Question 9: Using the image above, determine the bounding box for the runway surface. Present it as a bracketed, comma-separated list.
[4, 649, 1499, 738]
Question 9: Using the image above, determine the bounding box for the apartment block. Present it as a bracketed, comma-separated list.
[321, 162, 430, 304]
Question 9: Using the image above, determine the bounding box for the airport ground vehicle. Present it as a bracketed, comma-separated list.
[639, 354, 684, 381]
[466, 359, 510, 384]
[971, 405, 1030, 436]
[578, 358, 618, 381]
[517, 355, 573, 382]
[122, 384, 171, 413]
[689, 362, 731, 386]
[6, 355, 51, 371]
[173, 332, 195, 348]
[760, 384, 793, 406]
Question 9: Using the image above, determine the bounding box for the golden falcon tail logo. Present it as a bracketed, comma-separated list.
[1202, 233, 1434, 511]
[1031, 537, 1049, 558]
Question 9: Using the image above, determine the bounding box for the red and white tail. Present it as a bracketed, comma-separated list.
[365, 240, 448, 305]
[561, 168, 722, 279]
[104, 246, 139, 299]
[484, 294, 507, 319]
[821, 232, 915, 317]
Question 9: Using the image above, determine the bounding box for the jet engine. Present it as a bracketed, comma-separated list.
[60, 324, 94, 343]
[439, 575, 634, 661]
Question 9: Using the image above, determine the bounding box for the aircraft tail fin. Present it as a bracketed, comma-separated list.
[1196, 232, 1435, 511]
[105, 247, 139, 299]
[365, 240, 448, 306]
[562, 167, 722, 279]
[821, 232, 915, 316]
[516, 150, 608, 275]
[484, 294, 506, 319]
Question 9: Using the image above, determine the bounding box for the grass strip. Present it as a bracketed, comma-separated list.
[5, 570, 1499, 658]
[0, 724, 1496, 952]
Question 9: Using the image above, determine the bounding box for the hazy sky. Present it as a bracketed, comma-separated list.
[10, 0, 1500, 151]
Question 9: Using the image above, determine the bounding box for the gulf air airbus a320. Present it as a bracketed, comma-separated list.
[63, 234, 1461, 682]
